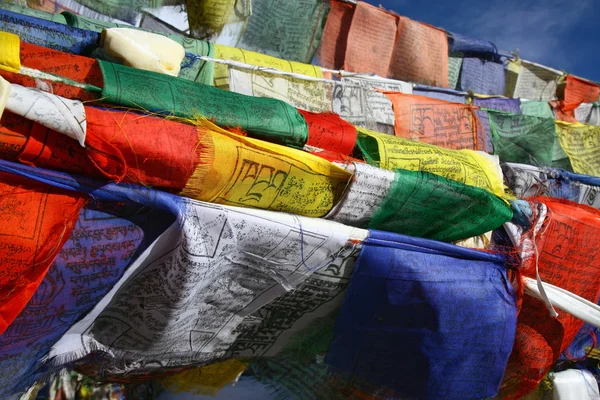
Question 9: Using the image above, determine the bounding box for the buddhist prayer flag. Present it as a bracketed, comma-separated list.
[459, 56, 505, 95]
[389, 16, 448, 88]
[316, 0, 354, 70]
[326, 230, 517, 399]
[343, 2, 396, 78]
[213, 44, 323, 90]
[501, 197, 600, 398]
[98, 60, 309, 148]
[473, 96, 521, 153]
[384, 92, 482, 150]
[355, 128, 506, 197]
[489, 111, 572, 170]
[502, 162, 600, 209]
[0, 171, 86, 335]
[564, 75, 600, 107]
[0, 8, 99, 54]
[330, 162, 511, 242]
[1, 2, 600, 399]
[555, 121, 600, 177]
[238, 0, 330, 64]
[0, 201, 174, 397]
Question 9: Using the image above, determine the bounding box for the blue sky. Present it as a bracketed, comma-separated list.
[366, 0, 600, 82]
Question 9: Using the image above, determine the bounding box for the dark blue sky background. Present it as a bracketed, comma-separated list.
[365, 0, 600, 82]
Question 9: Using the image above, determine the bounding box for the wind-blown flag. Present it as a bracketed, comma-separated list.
[326, 230, 517, 400]
[0, 160, 362, 382]
[328, 162, 512, 242]
[0, 171, 85, 336]
[501, 197, 600, 398]
[0, 200, 174, 398]
[355, 127, 506, 198]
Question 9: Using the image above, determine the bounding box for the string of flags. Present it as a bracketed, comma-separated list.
[0, 0, 599, 399]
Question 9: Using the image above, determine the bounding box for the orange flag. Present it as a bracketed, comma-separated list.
[564, 75, 600, 107]
[316, 0, 355, 70]
[384, 92, 482, 150]
[389, 17, 449, 88]
[344, 2, 397, 77]
[0, 171, 86, 334]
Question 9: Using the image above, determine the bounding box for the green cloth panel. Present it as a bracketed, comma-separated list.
[62, 11, 215, 85]
[237, 0, 330, 63]
[520, 100, 555, 119]
[489, 111, 573, 170]
[70, 0, 160, 23]
[0, 1, 67, 23]
[98, 60, 308, 148]
[369, 169, 512, 242]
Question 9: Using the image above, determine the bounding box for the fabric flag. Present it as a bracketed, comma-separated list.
[5, 83, 87, 146]
[0, 200, 174, 399]
[520, 99, 555, 119]
[327, 161, 395, 228]
[448, 32, 497, 54]
[355, 127, 506, 197]
[501, 197, 600, 398]
[0, 1, 68, 24]
[368, 169, 511, 242]
[57, 0, 159, 25]
[298, 110, 357, 156]
[389, 16, 448, 88]
[0, 170, 86, 335]
[228, 67, 332, 113]
[98, 60, 309, 148]
[186, 0, 236, 40]
[0, 160, 364, 379]
[488, 111, 572, 170]
[565, 170, 600, 209]
[225, 238, 361, 361]
[0, 8, 99, 55]
[326, 230, 517, 400]
[238, 0, 329, 64]
[447, 52, 463, 89]
[384, 92, 482, 150]
[213, 44, 323, 90]
[2, 109, 348, 218]
[555, 121, 600, 177]
[0, 40, 103, 101]
[501, 162, 581, 203]
[336, 77, 412, 135]
[61, 10, 124, 30]
[0, 111, 29, 161]
[512, 60, 561, 101]
[575, 103, 600, 126]
[329, 162, 511, 242]
[343, 2, 397, 78]
[459, 56, 506, 95]
[315, 0, 354, 70]
[412, 85, 466, 103]
[472, 96, 521, 154]
[551, 100, 578, 123]
[2, 106, 201, 189]
[564, 75, 600, 108]
[0, 31, 20, 73]
[176, 119, 350, 218]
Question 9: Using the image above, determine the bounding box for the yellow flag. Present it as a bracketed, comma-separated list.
[356, 127, 506, 197]
[555, 121, 600, 177]
[160, 359, 249, 396]
[186, 0, 236, 38]
[181, 119, 350, 218]
[0, 32, 21, 73]
[214, 44, 323, 89]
